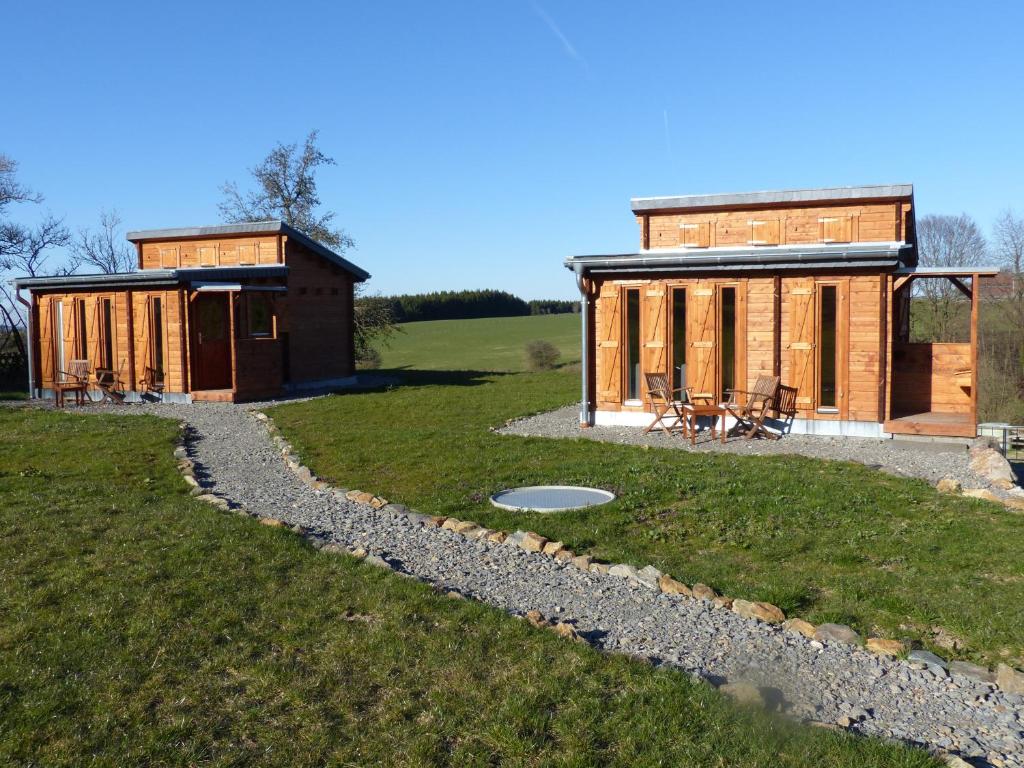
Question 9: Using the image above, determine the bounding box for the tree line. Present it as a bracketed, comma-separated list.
[378, 291, 577, 323]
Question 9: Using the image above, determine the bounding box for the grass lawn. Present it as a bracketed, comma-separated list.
[270, 369, 1024, 668]
[381, 313, 580, 372]
[0, 409, 935, 766]
[0, 390, 28, 401]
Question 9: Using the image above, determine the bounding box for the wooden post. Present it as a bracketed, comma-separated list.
[771, 275, 782, 378]
[641, 215, 650, 250]
[970, 273, 979, 430]
[228, 291, 238, 395]
[125, 290, 136, 390]
[179, 290, 190, 393]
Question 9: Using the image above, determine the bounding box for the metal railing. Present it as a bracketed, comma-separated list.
[978, 423, 1024, 460]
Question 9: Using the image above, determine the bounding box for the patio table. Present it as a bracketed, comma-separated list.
[681, 403, 727, 446]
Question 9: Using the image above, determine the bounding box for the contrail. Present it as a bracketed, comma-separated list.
[531, 2, 589, 71]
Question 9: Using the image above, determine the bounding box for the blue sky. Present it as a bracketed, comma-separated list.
[5, 1, 1023, 298]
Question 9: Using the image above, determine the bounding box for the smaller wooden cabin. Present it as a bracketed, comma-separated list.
[565, 185, 998, 439]
[15, 221, 369, 402]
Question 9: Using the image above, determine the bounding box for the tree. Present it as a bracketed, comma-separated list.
[69, 209, 135, 274]
[913, 214, 987, 342]
[220, 131, 394, 359]
[219, 130, 353, 251]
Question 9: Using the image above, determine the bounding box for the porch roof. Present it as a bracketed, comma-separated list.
[564, 241, 911, 275]
[13, 265, 288, 291]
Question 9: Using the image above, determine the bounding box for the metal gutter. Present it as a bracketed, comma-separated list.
[572, 262, 591, 427]
[583, 259, 901, 276]
[631, 184, 914, 213]
[894, 266, 1000, 276]
[14, 265, 289, 291]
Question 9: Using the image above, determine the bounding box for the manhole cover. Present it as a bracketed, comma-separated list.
[489, 485, 615, 513]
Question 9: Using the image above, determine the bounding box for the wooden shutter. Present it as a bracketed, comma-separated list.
[40, 298, 54, 386]
[688, 286, 716, 399]
[819, 216, 853, 243]
[61, 299, 75, 370]
[258, 239, 277, 264]
[136, 294, 152, 373]
[748, 219, 780, 245]
[788, 279, 816, 410]
[678, 222, 710, 248]
[159, 246, 179, 268]
[238, 241, 256, 265]
[596, 284, 622, 404]
[198, 244, 218, 267]
[641, 287, 667, 397]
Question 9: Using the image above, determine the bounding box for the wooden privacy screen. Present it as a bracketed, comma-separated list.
[891, 343, 972, 416]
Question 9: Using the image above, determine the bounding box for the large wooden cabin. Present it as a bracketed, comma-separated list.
[566, 185, 998, 439]
[15, 221, 369, 402]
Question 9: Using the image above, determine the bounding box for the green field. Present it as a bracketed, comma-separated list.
[266, 315, 1024, 668]
[381, 313, 580, 372]
[0, 409, 933, 767]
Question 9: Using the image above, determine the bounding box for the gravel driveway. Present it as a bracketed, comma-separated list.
[39, 400, 1024, 766]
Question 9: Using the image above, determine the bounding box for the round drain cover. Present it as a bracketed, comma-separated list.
[489, 485, 615, 513]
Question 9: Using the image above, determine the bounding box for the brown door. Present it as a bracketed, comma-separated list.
[191, 293, 232, 390]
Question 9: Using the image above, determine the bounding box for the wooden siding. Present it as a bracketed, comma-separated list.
[641, 202, 910, 250]
[590, 272, 888, 424]
[891, 343, 972, 416]
[140, 235, 281, 269]
[282, 239, 355, 383]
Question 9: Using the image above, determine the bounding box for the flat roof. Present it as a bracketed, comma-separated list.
[894, 266, 1000, 276]
[13, 265, 288, 291]
[631, 184, 914, 213]
[126, 220, 370, 281]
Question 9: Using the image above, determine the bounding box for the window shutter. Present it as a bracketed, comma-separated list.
[159, 246, 179, 268]
[678, 222, 710, 248]
[688, 287, 717, 399]
[818, 216, 853, 243]
[238, 241, 256, 265]
[748, 219, 780, 245]
[641, 289, 667, 396]
[198, 244, 218, 267]
[787, 281, 816, 410]
[596, 285, 622, 404]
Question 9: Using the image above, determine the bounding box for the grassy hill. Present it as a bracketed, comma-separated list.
[380, 313, 580, 372]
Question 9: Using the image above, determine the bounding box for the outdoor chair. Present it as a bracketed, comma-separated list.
[54, 359, 89, 408]
[95, 368, 127, 404]
[643, 372, 712, 437]
[768, 384, 799, 439]
[721, 374, 780, 440]
[140, 366, 165, 401]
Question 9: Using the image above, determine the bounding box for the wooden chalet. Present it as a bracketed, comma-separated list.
[566, 185, 998, 439]
[15, 221, 369, 403]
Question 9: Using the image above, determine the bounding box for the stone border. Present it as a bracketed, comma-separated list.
[172, 412, 1024, 705]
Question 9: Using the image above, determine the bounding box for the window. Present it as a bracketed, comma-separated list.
[101, 299, 114, 369]
[671, 288, 686, 392]
[75, 299, 88, 359]
[150, 297, 164, 376]
[720, 287, 736, 395]
[625, 288, 641, 401]
[245, 293, 273, 337]
[818, 285, 838, 409]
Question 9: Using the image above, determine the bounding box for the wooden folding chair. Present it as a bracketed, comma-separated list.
[769, 384, 799, 439]
[140, 366, 165, 401]
[643, 372, 712, 437]
[54, 359, 89, 408]
[95, 368, 127, 404]
[721, 374, 780, 439]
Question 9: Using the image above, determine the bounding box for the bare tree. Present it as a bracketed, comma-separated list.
[69, 209, 135, 274]
[219, 130, 354, 251]
[913, 213, 987, 342]
[994, 210, 1024, 290]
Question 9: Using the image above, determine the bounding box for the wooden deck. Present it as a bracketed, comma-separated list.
[883, 411, 976, 438]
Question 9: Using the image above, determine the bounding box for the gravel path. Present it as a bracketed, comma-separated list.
[500, 405, 1017, 493]
[55, 401, 1024, 765]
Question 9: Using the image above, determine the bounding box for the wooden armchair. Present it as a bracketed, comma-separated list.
[54, 359, 89, 408]
[769, 384, 799, 439]
[643, 372, 712, 437]
[95, 368, 127, 405]
[721, 374, 780, 440]
[140, 366, 165, 400]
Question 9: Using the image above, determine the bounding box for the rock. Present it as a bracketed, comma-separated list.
[907, 649, 948, 670]
[609, 563, 639, 581]
[350, 547, 368, 559]
[290, 524, 308, 535]
[370, 496, 389, 509]
[542, 541, 565, 557]
[441, 518, 462, 532]
[962, 488, 1002, 503]
[452, 520, 480, 535]
[486, 530, 507, 544]
[259, 517, 285, 528]
[1003, 497, 1024, 511]
[712, 596, 733, 610]
[814, 623, 861, 646]
[519, 531, 548, 553]
[189, 486, 205, 497]
[294, 466, 313, 482]
[553, 549, 573, 564]
[446, 590, 465, 600]
[173, 446, 187, 459]
[866, 638, 907, 657]
[931, 626, 965, 652]
[426, 516, 447, 528]
[364, 554, 390, 569]
[345, 490, 375, 505]
[182, 474, 198, 488]
[252, 411, 268, 421]
[405, 512, 431, 526]
[691, 583, 717, 601]
[320, 542, 346, 555]
[949, 660, 995, 683]
[525, 609, 547, 627]
[719, 682, 763, 706]
[635, 565, 663, 590]
[969, 447, 1016, 488]
[995, 663, 1024, 694]
[657, 574, 692, 596]
[571, 554, 593, 571]
[782, 618, 817, 639]
[936, 477, 962, 494]
[938, 754, 974, 768]
[383, 503, 409, 515]
[589, 562, 610, 575]
[732, 599, 785, 624]
[466, 527, 492, 541]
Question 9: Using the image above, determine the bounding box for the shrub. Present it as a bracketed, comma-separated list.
[356, 346, 382, 370]
[525, 340, 560, 371]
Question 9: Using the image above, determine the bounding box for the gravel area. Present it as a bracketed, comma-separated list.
[35, 400, 1024, 765]
[499, 405, 1021, 495]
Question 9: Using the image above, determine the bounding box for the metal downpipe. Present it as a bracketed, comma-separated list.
[573, 263, 591, 427]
